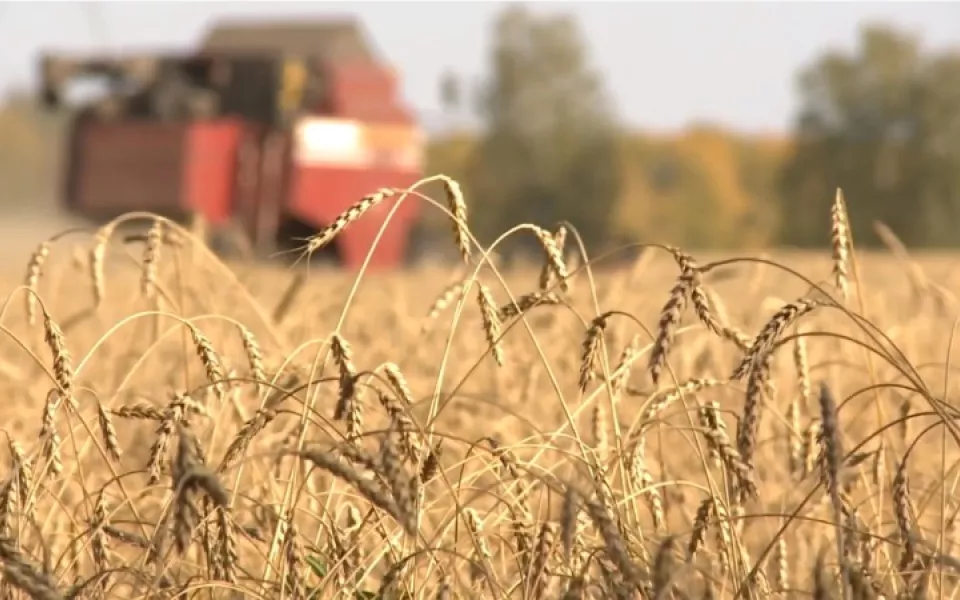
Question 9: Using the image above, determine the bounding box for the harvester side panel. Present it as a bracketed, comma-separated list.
[288, 114, 424, 269]
[282, 61, 424, 269]
[66, 120, 187, 218]
[183, 119, 247, 226]
[289, 165, 422, 268]
[64, 119, 250, 226]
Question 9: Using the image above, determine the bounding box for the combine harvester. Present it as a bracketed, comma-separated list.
[38, 19, 426, 269]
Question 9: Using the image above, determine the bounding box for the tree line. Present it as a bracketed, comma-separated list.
[422, 5, 960, 255]
[1, 5, 959, 254]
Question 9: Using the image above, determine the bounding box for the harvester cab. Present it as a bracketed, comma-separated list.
[38, 19, 425, 269]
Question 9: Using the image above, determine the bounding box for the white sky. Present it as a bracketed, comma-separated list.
[1, 1, 959, 134]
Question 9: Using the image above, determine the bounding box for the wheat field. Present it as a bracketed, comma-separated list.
[2, 181, 960, 599]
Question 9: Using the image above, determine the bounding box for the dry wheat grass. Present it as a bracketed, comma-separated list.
[0, 179, 958, 599]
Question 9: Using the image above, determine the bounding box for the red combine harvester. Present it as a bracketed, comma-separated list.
[38, 19, 426, 269]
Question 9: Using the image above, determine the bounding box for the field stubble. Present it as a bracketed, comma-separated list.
[2, 184, 960, 599]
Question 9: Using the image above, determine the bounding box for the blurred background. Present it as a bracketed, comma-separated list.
[2, 2, 960, 266]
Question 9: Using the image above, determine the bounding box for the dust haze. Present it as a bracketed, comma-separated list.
[0, 197, 89, 269]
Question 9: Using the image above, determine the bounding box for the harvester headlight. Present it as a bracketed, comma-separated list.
[295, 118, 363, 164]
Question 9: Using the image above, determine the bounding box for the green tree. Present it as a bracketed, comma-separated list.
[464, 4, 621, 257]
[779, 25, 960, 248]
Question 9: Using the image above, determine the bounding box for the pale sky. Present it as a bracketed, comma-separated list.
[1, 1, 959, 134]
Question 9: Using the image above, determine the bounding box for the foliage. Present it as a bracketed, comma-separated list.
[463, 5, 622, 257]
[429, 127, 790, 251]
[779, 25, 960, 248]
[612, 126, 788, 249]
